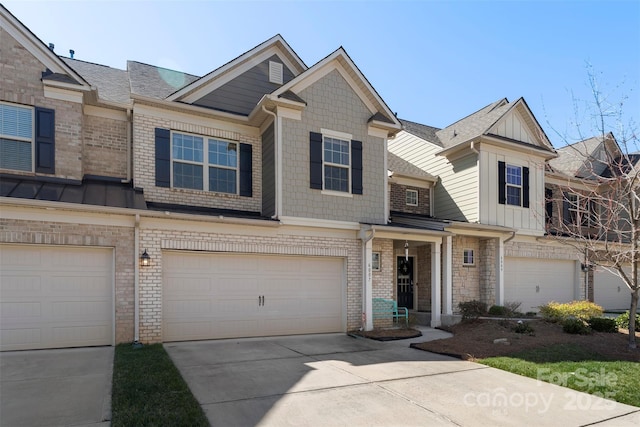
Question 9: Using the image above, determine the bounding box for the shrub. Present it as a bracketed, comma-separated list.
[458, 300, 487, 320]
[488, 305, 507, 316]
[525, 311, 537, 317]
[539, 301, 604, 322]
[562, 317, 592, 335]
[504, 301, 523, 317]
[615, 311, 640, 332]
[587, 317, 618, 333]
[513, 321, 535, 335]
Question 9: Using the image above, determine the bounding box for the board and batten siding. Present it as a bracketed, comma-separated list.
[193, 55, 296, 116]
[490, 112, 535, 144]
[478, 145, 546, 234]
[388, 131, 478, 222]
[261, 123, 276, 217]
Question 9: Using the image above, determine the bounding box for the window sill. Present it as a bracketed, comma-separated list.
[321, 190, 353, 198]
[462, 264, 476, 268]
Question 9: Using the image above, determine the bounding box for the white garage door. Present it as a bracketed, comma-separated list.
[0, 245, 113, 351]
[505, 257, 577, 313]
[163, 251, 344, 342]
[594, 267, 632, 312]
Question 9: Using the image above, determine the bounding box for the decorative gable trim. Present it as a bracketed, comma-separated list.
[167, 35, 306, 102]
[272, 48, 401, 133]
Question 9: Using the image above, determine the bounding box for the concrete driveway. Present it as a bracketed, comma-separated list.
[166, 328, 640, 427]
[0, 346, 113, 427]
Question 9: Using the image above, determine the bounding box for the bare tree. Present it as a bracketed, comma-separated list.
[545, 68, 639, 349]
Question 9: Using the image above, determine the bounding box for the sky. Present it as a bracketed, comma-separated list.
[4, 0, 639, 148]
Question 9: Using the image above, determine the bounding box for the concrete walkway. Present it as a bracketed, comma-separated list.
[166, 327, 640, 427]
[0, 346, 113, 427]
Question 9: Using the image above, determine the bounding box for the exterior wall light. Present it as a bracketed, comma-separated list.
[140, 249, 151, 267]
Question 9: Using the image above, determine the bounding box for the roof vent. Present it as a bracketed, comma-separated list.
[48, 43, 54, 51]
[69, 49, 75, 59]
[269, 61, 283, 85]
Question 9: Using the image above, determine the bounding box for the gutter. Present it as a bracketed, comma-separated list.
[133, 214, 141, 344]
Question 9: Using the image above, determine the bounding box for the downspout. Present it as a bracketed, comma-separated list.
[133, 214, 140, 345]
[262, 106, 279, 219]
[121, 107, 133, 184]
[360, 227, 375, 330]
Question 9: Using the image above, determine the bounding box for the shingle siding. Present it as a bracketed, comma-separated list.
[280, 69, 386, 223]
[194, 55, 296, 115]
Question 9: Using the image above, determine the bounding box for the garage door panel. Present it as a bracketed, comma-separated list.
[163, 252, 344, 342]
[1, 245, 113, 351]
[594, 268, 632, 311]
[505, 258, 576, 313]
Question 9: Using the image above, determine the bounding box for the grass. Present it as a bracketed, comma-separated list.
[480, 343, 640, 408]
[111, 343, 209, 427]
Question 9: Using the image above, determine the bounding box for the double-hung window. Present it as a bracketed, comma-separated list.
[406, 189, 418, 206]
[0, 102, 33, 172]
[323, 136, 350, 192]
[506, 164, 522, 206]
[172, 132, 238, 194]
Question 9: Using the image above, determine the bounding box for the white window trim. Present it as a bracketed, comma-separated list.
[372, 252, 381, 271]
[463, 249, 475, 266]
[321, 128, 352, 194]
[0, 101, 35, 172]
[406, 189, 418, 206]
[170, 130, 239, 194]
[506, 164, 522, 207]
[567, 194, 595, 227]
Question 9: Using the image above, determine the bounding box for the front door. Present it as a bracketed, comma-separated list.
[397, 256, 414, 309]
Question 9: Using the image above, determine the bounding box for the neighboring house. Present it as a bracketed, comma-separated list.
[390, 98, 592, 314]
[3, 5, 454, 351]
[547, 133, 640, 311]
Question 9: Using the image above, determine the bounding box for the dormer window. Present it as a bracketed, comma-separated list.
[269, 61, 283, 85]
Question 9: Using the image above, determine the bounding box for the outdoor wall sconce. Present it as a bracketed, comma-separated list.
[140, 249, 151, 267]
[404, 241, 409, 261]
[580, 263, 592, 272]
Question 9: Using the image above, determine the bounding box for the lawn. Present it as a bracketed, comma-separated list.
[111, 343, 209, 427]
[480, 343, 640, 407]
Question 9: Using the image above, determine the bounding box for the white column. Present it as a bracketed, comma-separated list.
[431, 240, 442, 328]
[496, 237, 504, 305]
[364, 238, 374, 331]
[442, 235, 453, 315]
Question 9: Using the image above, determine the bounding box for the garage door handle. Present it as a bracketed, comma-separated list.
[258, 295, 265, 306]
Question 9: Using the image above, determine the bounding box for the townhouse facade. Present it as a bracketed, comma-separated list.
[1, 5, 633, 352]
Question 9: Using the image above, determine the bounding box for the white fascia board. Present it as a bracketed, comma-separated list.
[278, 216, 361, 230]
[272, 49, 401, 129]
[0, 203, 135, 227]
[388, 174, 434, 188]
[1, 9, 91, 88]
[368, 126, 389, 139]
[0, 197, 281, 228]
[445, 221, 515, 237]
[480, 136, 558, 160]
[370, 225, 450, 242]
[84, 105, 128, 121]
[545, 174, 597, 191]
[43, 86, 84, 103]
[132, 99, 260, 137]
[169, 37, 306, 102]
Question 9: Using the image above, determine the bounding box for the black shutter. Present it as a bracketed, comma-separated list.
[522, 166, 530, 208]
[562, 192, 571, 224]
[545, 188, 553, 224]
[155, 128, 171, 188]
[310, 132, 323, 189]
[351, 140, 362, 195]
[35, 107, 55, 174]
[239, 143, 252, 197]
[498, 161, 506, 204]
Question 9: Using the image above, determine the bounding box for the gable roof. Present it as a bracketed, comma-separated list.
[63, 58, 131, 104]
[271, 47, 401, 131]
[436, 98, 555, 155]
[0, 4, 91, 90]
[167, 35, 307, 102]
[400, 119, 442, 146]
[550, 132, 624, 178]
[128, 60, 199, 100]
[387, 152, 437, 181]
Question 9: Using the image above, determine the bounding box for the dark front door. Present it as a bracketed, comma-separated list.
[397, 256, 414, 309]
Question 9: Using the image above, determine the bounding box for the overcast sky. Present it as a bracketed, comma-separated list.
[4, 0, 639, 148]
